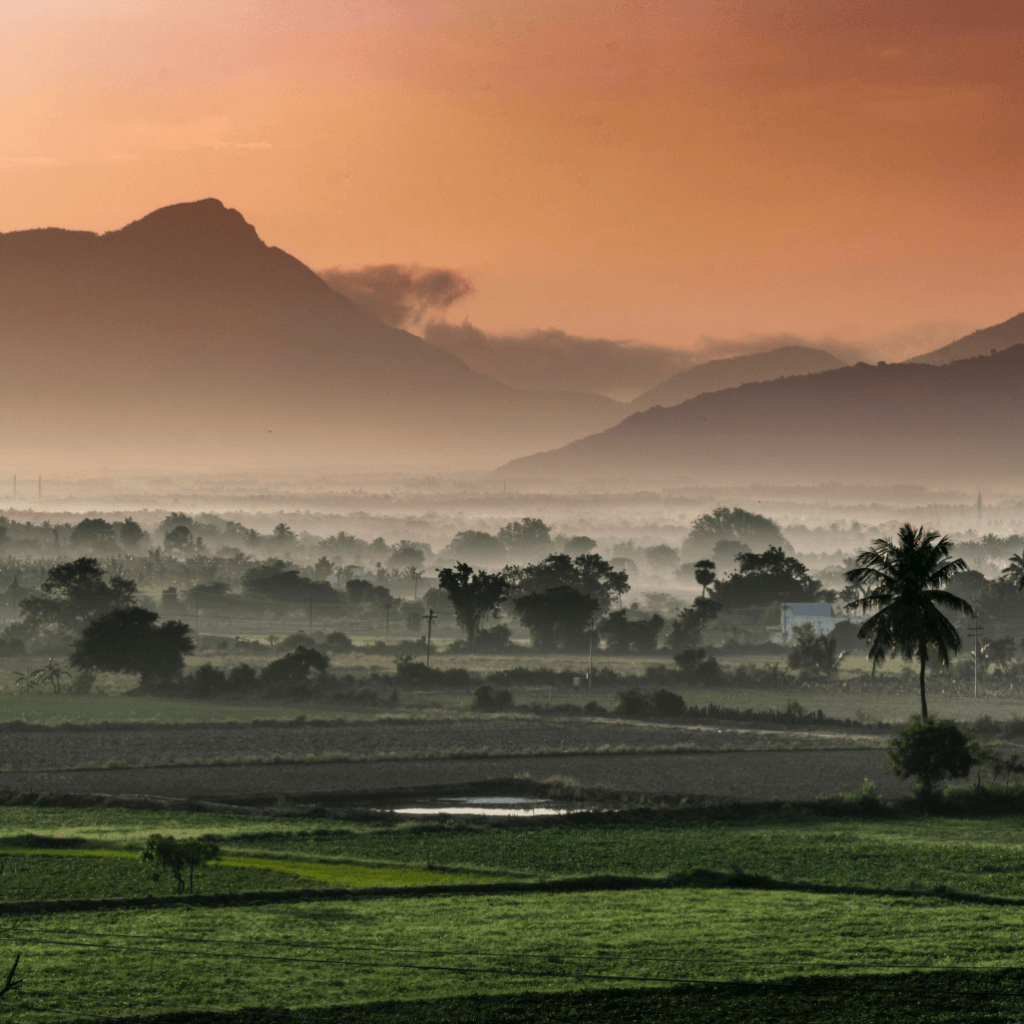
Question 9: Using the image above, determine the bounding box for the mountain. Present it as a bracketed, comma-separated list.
[628, 345, 847, 412]
[0, 199, 622, 473]
[906, 311, 1024, 364]
[497, 346, 1024, 488]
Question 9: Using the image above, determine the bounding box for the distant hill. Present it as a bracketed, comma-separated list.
[629, 345, 847, 412]
[498, 346, 1024, 488]
[0, 200, 623, 472]
[906, 311, 1024, 364]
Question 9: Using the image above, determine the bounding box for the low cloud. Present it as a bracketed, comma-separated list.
[319, 264, 473, 328]
[423, 320, 693, 401]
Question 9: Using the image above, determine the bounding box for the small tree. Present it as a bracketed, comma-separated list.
[887, 718, 977, 802]
[141, 834, 220, 894]
[693, 559, 717, 598]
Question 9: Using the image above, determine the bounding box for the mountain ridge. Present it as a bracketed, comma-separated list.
[0, 199, 623, 472]
[497, 345, 1024, 487]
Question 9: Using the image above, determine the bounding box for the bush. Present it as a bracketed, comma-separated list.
[887, 718, 977, 800]
[261, 646, 330, 694]
[323, 631, 354, 653]
[583, 700, 609, 716]
[472, 684, 513, 711]
[615, 688, 651, 717]
[279, 632, 318, 652]
[186, 663, 228, 698]
[393, 655, 472, 689]
[649, 688, 686, 718]
[672, 647, 722, 684]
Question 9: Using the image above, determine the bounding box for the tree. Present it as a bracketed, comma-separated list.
[164, 524, 193, 551]
[665, 597, 721, 651]
[845, 524, 974, 720]
[141, 833, 220, 894]
[388, 540, 429, 570]
[437, 562, 510, 650]
[712, 547, 834, 608]
[70, 518, 116, 552]
[787, 632, 842, 679]
[117, 517, 145, 551]
[71, 607, 194, 690]
[515, 586, 599, 651]
[497, 518, 552, 559]
[599, 610, 665, 654]
[1002, 551, 1024, 590]
[693, 559, 717, 598]
[443, 530, 507, 563]
[887, 718, 976, 801]
[20, 557, 137, 638]
[261, 646, 330, 691]
[506, 553, 629, 614]
[682, 507, 789, 561]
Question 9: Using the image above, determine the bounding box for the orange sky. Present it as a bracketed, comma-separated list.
[2, 0, 1021, 354]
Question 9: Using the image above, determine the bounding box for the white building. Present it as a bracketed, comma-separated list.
[769, 603, 868, 644]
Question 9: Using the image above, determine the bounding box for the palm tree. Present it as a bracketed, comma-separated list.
[1001, 552, 1024, 590]
[845, 524, 973, 720]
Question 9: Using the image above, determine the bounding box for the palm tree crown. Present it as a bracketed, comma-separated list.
[845, 524, 973, 720]
[1001, 552, 1024, 591]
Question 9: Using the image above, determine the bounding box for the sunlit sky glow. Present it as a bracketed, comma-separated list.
[3, 0, 1021, 355]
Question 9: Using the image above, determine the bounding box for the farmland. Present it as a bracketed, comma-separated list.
[5, 805, 1024, 1020]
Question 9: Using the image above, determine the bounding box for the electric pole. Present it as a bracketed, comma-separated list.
[588, 618, 595, 690]
[385, 601, 392, 643]
[968, 617, 984, 699]
[309, 595, 313, 635]
[195, 593, 200, 635]
[423, 608, 436, 668]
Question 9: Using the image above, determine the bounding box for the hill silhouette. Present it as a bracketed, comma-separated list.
[906, 311, 1024, 364]
[0, 199, 622, 472]
[498, 346, 1024, 487]
[629, 345, 846, 412]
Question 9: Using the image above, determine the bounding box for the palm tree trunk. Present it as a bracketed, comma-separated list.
[918, 649, 929, 720]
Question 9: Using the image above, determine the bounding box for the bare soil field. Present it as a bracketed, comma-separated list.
[0, 748, 912, 803]
[0, 716, 879, 771]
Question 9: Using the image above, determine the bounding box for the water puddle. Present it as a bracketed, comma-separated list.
[386, 796, 573, 817]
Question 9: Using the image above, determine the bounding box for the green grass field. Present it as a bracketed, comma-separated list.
[7, 791, 1024, 1019]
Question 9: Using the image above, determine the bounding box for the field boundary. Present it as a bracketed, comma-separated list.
[3, 867, 1022, 918]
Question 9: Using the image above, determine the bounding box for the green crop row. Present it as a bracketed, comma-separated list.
[2, 889, 1022, 1021]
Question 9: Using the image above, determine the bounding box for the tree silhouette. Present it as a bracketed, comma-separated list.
[437, 562, 510, 649]
[693, 559, 716, 598]
[72, 607, 194, 690]
[20, 557, 137, 638]
[845, 524, 973, 720]
[1001, 551, 1024, 590]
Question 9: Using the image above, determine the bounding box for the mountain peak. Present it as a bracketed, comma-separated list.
[111, 198, 262, 249]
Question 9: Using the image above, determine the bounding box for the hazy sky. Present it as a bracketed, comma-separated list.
[3, 0, 1020, 353]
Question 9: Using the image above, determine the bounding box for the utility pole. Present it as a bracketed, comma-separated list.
[385, 601, 392, 643]
[968, 617, 985, 699]
[11, 574, 17, 623]
[423, 608, 436, 668]
[309, 595, 313, 636]
[588, 618, 595, 690]
[195, 593, 200, 635]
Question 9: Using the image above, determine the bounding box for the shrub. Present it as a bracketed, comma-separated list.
[615, 688, 650, 717]
[583, 700, 609, 716]
[261, 646, 330, 693]
[672, 647, 722, 684]
[279, 632, 318, 652]
[887, 718, 977, 800]
[323, 631, 354, 653]
[227, 663, 259, 692]
[393, 655, 472, 689]
[649, 688, 686, 718]
[186, 663, 228, 698]
[473, 684, 514, 711]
